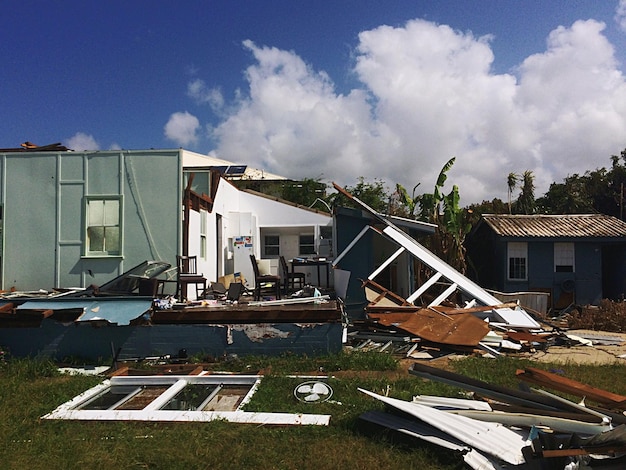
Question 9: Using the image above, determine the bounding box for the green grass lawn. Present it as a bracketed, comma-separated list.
[1, 352, 625, 470]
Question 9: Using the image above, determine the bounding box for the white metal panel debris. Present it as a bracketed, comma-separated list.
[358, 388, 529, 465]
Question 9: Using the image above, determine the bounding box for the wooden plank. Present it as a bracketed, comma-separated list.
[516, 367, 626, 409]
[0, 302, 15, 313]
[541, 446, 626, 458]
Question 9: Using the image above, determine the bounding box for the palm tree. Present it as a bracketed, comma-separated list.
[507, 172, 518, 214]
[516, 170, 536, 214]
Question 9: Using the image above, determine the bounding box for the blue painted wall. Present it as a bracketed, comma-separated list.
[467, 222, 619, 307]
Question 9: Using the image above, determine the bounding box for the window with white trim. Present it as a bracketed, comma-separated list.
[263, 235, 280, 257]
[507, 242, 527, 281]
[85, 196, 122, 256]
[200, 210, 207, 259]
[554, 242, 574, 273]
[299, 234, 316, 256]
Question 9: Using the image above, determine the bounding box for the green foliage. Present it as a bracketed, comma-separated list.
[233, 178, 327, 208]
[410, 157, 473, 273]
[329, 177, 390, 213]
[533, 148, 626, 216]
[512, 170, 536, 214]
[279, 178, 327, 207]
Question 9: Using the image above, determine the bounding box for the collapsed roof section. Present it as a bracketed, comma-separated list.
[331, 183, 540, 329]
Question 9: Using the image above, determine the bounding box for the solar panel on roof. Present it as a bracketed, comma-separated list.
[225, 165, 247, 175]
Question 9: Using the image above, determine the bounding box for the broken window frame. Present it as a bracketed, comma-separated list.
[84, 195, 123, 257]
[42, 374, 330, 425]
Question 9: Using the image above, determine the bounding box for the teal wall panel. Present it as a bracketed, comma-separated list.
[3, 155, 57, 289]
[0, 150, 182, 291]
[86, 153, 121, 194]
[59, 183, 83, 241]
[60, 154, 84, 181]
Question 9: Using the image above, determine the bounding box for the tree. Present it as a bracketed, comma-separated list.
[411, 157, 473, 273]
[507, 172, 518, 214]
[328, 177, 390, 213]
[513, 170, 536, 214]
[280, 178, 326, 207]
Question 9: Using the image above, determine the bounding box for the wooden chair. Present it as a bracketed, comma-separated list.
[249, 254, 281, 301]
[176, 255, 207, 301]
[280, 256, 305, 293]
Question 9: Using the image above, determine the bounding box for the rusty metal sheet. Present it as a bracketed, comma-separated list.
[516, 367, 626, 409]
[366, 312, 416, 326]
[395, 309, 490, 347]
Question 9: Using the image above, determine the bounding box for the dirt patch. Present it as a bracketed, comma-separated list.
[524, 329, 626, 365]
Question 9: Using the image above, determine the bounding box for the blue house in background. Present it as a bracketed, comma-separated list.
[466, 214, 626, 310]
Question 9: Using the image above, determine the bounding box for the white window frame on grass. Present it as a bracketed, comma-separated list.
[507, 242, 527, 281]
[84, 196, 122, 257]
[42, 375, 330, 425]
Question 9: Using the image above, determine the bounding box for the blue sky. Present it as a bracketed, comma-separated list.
[3, 1, 626, 204]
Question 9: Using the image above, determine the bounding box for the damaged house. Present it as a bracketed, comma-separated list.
[0, 144, 332, 294]
[0, 144, 338, 360]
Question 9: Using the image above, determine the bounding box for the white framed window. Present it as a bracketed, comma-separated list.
[507, 242, 527, 281]
[299, 234, 316, 256]
[200, 210, 207, 260]
[554, 242, 574, 273]
[263, 235, 280, 257]
[41, 374, 329, 425]
[84, 196, 122, 257]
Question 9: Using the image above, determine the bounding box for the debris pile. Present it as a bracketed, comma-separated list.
[332, 183, 617, 361]
[359, 362, 626, 469]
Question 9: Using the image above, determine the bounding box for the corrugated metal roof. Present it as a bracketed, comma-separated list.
[481, 214, 626, 238]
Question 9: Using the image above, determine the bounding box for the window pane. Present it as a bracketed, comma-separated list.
[265, 246, 279, 256]
[299, 234, 316, 255]
[509, 258, 526, 280]
[87, 227, 105, 252]
[554, 242, 574, 272]
[88, 200, 104, 225]
[86, 197, 121, 255]
[104, 200, 119, 225]
[263, 235, 280, 257]
[507, 242, 527, 280]
[265, 235, 279, 246]
[105, 226, 120, 253]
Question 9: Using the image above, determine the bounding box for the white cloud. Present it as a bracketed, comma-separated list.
[203, 18, 626, 204]
[187, 79, 224, 112]
[616, 0, 626, 32]
[66, 132, 100, 151]
[164, 111, 200, 146]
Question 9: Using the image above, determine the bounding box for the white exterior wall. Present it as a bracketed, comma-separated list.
[180, 151, 332, 288]
[200, 179, 331, 284]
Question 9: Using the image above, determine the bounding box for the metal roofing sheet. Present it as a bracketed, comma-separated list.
[481, 214, 626, 238]
[17, 298, 153, 325]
